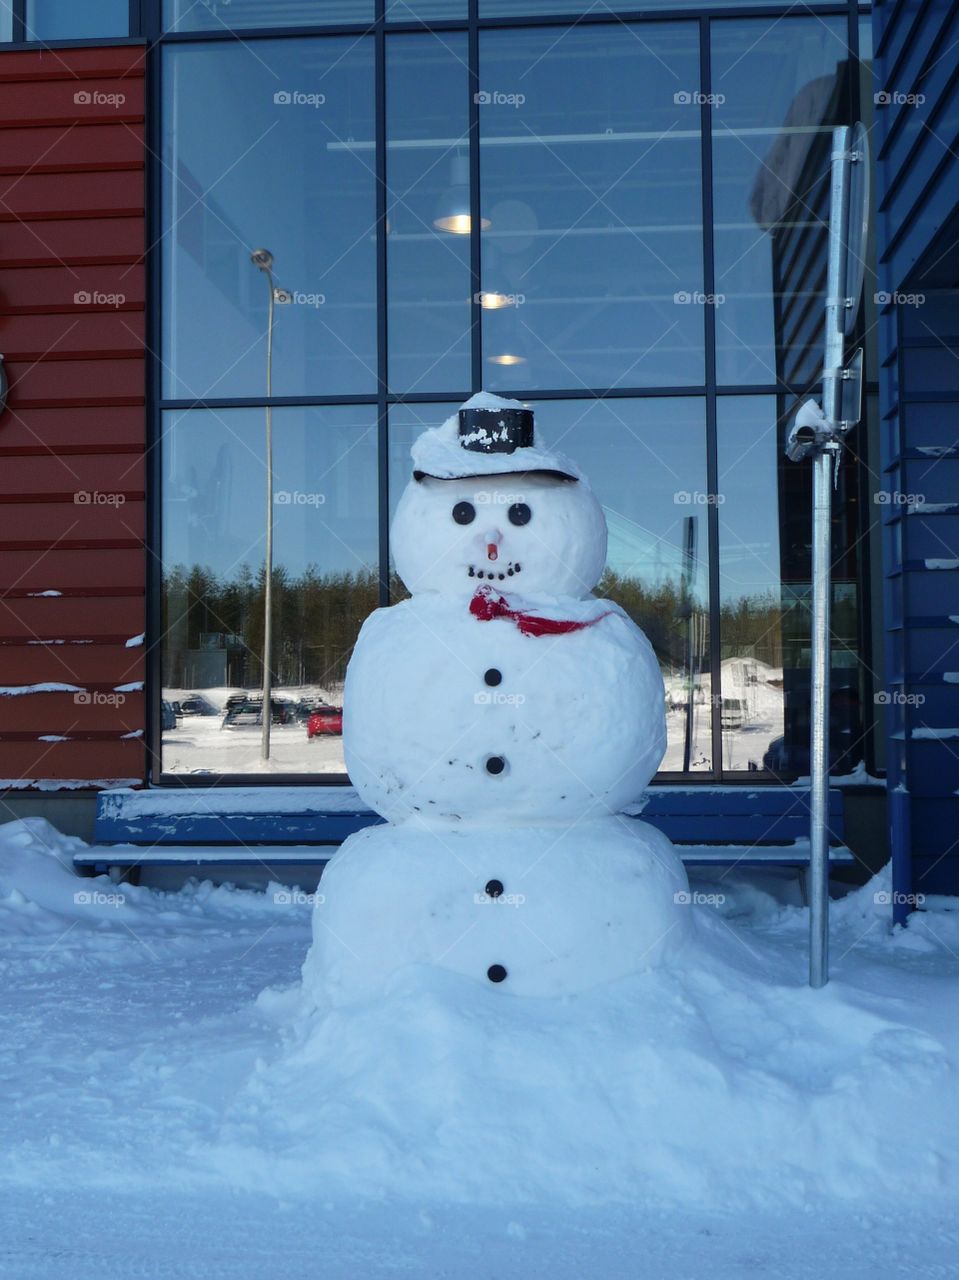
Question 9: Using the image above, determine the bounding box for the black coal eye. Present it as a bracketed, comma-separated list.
[452, 501, 476, 526]
[508, 503, 531, 526]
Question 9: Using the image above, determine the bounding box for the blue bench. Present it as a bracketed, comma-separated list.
[73, 784, 855, 882]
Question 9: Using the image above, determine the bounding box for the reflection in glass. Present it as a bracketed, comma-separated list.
[386, 0, 466, 17]
[26, 0, 128, 38]
[165, 0, 374, 32]
[479, 24, 704, 391]
[162, 38, 376, 399]
[0, 3, 11, 40]
[711, 18, 850, 386]
[161, 407, 379, 776]
[534, 398, 711, 771]
[387, 34, 471, 393]
[717, 396, 862, 774]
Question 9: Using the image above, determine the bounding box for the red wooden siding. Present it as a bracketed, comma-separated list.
[0, 44, 147, 788]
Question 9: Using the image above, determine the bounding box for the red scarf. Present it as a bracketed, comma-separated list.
[469, 585, 611, 637]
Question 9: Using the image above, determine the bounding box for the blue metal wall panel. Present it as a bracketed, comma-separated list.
[873, 0, 959, 912]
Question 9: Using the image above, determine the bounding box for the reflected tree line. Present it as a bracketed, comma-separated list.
[163, 562, 814, 693]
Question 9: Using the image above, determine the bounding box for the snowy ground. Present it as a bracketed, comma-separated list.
[2, 817, 958, 1278]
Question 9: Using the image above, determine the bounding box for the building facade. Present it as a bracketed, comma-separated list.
[0, 0, 954, 899]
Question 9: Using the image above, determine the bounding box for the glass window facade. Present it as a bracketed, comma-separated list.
[25, 0, 128, 39]
[157, 5, 873, 781]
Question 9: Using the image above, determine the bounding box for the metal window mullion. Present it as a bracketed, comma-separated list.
[376, 2, 391, 607]
[468, 0, 482, 392]
[11, 0, 25, 42]
[146, 33, 164, 784]
[700, 16, 723, 781]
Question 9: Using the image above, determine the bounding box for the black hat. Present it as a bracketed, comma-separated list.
[411, 396, 580, 483]
[458, 406, 534, 454]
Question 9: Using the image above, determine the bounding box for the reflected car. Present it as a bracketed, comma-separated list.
[161, 699, 177, 731]
[221, 697, 293, 728]
[307, 706, 343, 738]
[177, 694, 219, 717]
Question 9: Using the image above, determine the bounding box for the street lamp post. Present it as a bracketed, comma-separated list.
[784, 124, 868, 987]
[250, 248, 287, 762]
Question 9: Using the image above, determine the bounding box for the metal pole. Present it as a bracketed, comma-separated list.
[807, 126, 852, 987]
[251, 249, 278, 762]
[808, 444, 835, 988]
[261, 281, 274, 762]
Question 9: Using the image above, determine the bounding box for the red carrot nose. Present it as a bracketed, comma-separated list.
[487, 542, 498, 561]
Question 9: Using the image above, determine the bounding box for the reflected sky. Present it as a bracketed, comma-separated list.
[162, 407, 379, 579]
[162, 37, 377, 400]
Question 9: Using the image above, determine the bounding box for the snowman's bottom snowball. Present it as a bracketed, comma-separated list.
[302, 817, 691, 1003]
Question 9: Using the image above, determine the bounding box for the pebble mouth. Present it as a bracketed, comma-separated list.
[468, 562, 521, 582]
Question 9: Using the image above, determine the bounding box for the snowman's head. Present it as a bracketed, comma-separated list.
[391, 471, 608, 599]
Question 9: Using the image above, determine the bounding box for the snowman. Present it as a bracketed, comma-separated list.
[302, 393, 691, 1003]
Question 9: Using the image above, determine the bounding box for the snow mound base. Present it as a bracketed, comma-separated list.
[231, 904, 958, 1210]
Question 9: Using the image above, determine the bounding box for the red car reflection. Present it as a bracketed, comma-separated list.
[307, 706, 343, 738]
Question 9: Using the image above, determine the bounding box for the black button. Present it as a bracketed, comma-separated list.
[485, 879, 504, 898]
[484, 668, 502, 687]
[487, 964, 508, 983]
[485, 755, 506, 775]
